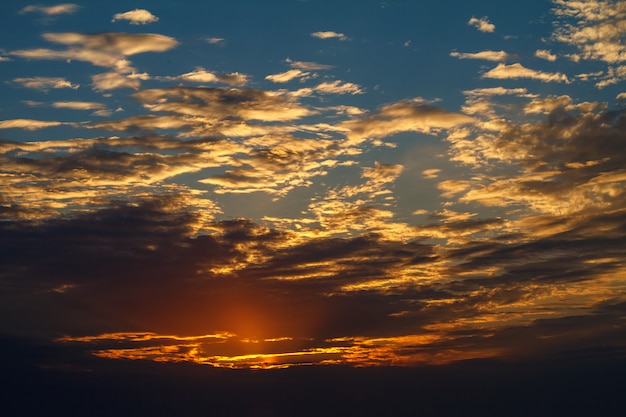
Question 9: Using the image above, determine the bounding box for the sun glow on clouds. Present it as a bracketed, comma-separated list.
[1, 0, 626, 371]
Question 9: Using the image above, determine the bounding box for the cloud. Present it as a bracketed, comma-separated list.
[206, 37, 225, 45]
[163, 67, 248, 86]
[552, 0, 626, 64]
[0, 56, 12, 62]
[468, 16, 495, 33]
[12, 76, 79, 90]
[0, 119, 64, 130]
[51, 101, 107, 111]
[482, 63, 571, 83]
[422, 168, 441, 179]
[265, 69, 309, 83]
[92, 72, 141, 91]
[342, 99, 476, 144]
[286, 58, 333, 70]
[535, 49, 558, 61]
[311, 31, 348, 41]
[20, 4, 79, 15]
[291, 80, 364, 97]
[450, 50, 511, 61]
[112, 9, 159, 25]
[11, 32, 178, 72]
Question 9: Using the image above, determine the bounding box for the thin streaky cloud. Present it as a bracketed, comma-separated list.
[206, 37, 225, 45]
[20, 4, 79, 15]
[311, 31, 348, 41]
[286, 58, 333, 70]
[483, 63, 570, 83]
[450, 50, 511, 61]
[265, 69, 309, 83]
[0, 119, 65, 130]
[12, 76, 79, 90]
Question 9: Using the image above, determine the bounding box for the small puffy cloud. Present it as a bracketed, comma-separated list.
[422, 168, 441, 179]
[20, 4, 79, 15]
[468, 16, 495, 33]
[206, 37, 225, 45]
[112, 9, 159, 25]
[483, 63, 570, 83]
[286, 58, 333, 70]
[265, 69, 309, 83]
[311, 31, 348, 41]
[0, 119, 64, 130]
[617, 92, 626, 100]
[450, 50, 511, 61]
[0, 56, 12, 62]
[13, 76, 79, 90]
[535, 49, 557, 61]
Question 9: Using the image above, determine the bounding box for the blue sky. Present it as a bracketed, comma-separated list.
[1, 0, 625, 373]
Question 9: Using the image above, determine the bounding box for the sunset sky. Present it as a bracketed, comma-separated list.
[1, 1, 626, 413]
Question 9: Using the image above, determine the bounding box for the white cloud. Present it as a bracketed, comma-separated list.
[13, 76, 79, 90]
[112, 9, 159, 25]
[0, 119, 64, 130]
[206, 37, 225, 45]
[450, 50, 511, 61]
[265, 69, 309, 83]
[468, 16, 495, 33]
[482, 63, 570, 83]
[311, 31, 348, 41]
[161, 67, 249, 86]
[535, 49, 558, 61]
[51, 101, 106, 111]
[20, 4, 79, 15]
[92, 72, 140, 91]
[286, 58, 333, 70]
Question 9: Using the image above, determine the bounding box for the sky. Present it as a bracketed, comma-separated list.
[1, 0, 625, 401]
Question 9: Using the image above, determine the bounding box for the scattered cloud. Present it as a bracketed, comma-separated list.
[535, 49, 557, 61]
[206, 37, 225, 45]
[286, 58, 333, 70]
[112, 9, 159, 25]
[342, 99, 476, 144]
[265, 69, 309, 83]
[12, 76, 79, 90]
[483, 63, 570, 83]
[468, 16, 495, 33]
[163, 67, 248, 86]
[0, 118, 64, 130]
[311, 31, 348, 41]
[450, 50, 511, 61]
[20, 4, 79, 15]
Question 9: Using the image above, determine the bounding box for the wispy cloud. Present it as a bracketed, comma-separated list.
[20, 3, 79, 16]
[450, 50, 511, 61]
[286, 58, 333, 70]
[12, 76, 79, 90]
[311, 31, 348, 41]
